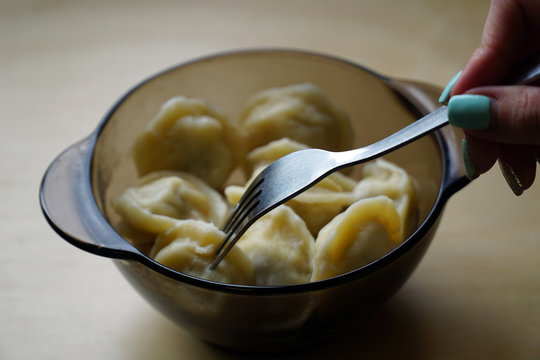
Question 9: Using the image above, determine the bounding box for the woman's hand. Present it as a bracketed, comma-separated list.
[439, 0, 540, 195]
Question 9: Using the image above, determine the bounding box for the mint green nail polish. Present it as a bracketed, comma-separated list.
[439, 70, 462, 105]
[448, 94, 491, 129]
[462, 138, 476, 180]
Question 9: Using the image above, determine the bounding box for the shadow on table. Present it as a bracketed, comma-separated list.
[123, 289, 432, 360]
[123, 278, 522, 359]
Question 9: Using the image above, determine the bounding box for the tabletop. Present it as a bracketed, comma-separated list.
[2, 1, 539, 359]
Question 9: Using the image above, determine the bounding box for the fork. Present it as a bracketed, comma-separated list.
[210, 56, 540, 270]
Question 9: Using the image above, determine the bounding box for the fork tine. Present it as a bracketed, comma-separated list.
[210, 176, 264, 270]
[222, 180, 263, 233]
[221, 194, 260, 248]
[222, 177, 264, 233]
[209, 200, 259, 270]
[209, 229, 235, 271]
[222, 191, 260, 236]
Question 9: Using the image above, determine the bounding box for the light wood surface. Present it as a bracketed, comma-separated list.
[2, 1, 539, 359]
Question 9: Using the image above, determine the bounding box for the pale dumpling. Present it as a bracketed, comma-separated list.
[150, 220, 254, 285]
[285, 189, 355, 237]
[236, 206, 315, 286]
[114, 171, 228, 235]
[239, 83, 353, 153]
[284, 167, 357, 236]
[311, 196, 402, 282]
[354, 159, 418, 238]
[243, 137, 308, 177]
[132, 96, 244, 188]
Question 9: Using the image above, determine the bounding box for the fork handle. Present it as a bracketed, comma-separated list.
[336, 52, 540, 169]
[334, 106, 449, 168]
[501, 51, 540, 86]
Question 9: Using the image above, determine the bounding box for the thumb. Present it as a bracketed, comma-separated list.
[451, 85, 540, 145]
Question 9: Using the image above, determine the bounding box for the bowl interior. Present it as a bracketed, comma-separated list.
[92, 49, 442, 262]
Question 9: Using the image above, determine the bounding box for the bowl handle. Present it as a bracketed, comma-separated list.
[40, 135, 142, 260]
[385, 79, 469, 197]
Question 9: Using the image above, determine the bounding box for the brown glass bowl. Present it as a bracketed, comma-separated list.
[40, 49, 468, 352]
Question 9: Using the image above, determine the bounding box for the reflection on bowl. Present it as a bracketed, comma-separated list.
[40, 49, 467, 352]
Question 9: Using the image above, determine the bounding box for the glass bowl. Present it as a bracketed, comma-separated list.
[40, 49, 468, 352]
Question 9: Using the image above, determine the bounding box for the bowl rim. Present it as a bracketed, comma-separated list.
[54, 48, 468, 294]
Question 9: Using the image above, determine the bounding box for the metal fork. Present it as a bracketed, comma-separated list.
[210, 106, 448, 269]
[210, 56, 540, 270]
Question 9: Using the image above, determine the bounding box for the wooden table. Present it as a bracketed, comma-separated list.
[2, 1, 539, 358]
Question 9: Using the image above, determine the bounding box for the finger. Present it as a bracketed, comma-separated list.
[451, 0, 540, 95]
[498, 144, 537, 196]
[462, 85, 540, 145]
[462, 133, 500, 179]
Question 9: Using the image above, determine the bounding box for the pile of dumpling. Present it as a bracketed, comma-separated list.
[114, 83, 418, 286]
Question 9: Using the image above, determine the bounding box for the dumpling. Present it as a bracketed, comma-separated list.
[236, 206, 315, 286]
[285, 188, 356, 237]
[239, 83, 353, 153]
[132, 96, 244, 189]
[354, 159, 418, 238]
[114, 171, 229, 235]
[311, 196, 402, 282]
[243, 137, 308, 177]
[150, 220, 254, 285]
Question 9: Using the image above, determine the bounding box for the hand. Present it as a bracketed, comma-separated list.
[439, 0, 540, 195]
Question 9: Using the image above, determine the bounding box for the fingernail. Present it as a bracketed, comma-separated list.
[498, 160, 524, 196]
[439, 70, 462, 105]
[448, 94, 491, 129]
[461, 138, 477, 180]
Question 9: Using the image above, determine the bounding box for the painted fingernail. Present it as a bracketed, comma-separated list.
[498, 160, 524, 196]
[448, 94, 491, 129]
[439, 70, 462, 105]
[461, 138, 477, 180]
